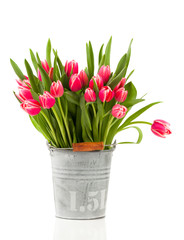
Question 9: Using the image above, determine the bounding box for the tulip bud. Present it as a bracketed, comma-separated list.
[89, 74, 103, 90]
[20, 99, 41, 116]
[65, 60, 78, 77]
[37, 60, 50, 81]
[39, 91, 55, 109]
[84, 88, 96, 102]
[98, 65, 111, 83]
[79, 70, 89, 87]
[112, 104, 127, 119]
[17, 89, 33, 102]
[99, 86, 114, 102]
[151, 119, 172, 138]
[16, 79, 31, 90]
[49, 67, 54, 81]
[50, 80, 64, 98]
[114, 87, 128, 102]
[69, 74, 82, 92]
[114, 78, 126, 92]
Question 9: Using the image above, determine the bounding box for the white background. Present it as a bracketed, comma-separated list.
[0, 0, 184, 239]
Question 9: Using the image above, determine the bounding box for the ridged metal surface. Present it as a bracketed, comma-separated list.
[49, 147, 115, 220]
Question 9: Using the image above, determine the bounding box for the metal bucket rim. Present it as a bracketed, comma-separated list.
[47, 141, 116, 153]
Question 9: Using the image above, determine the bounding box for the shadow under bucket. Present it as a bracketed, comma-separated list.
[48, 144, 115, 220]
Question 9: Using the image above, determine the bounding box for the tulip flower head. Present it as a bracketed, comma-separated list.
[69, 74, 82, 92]
[21, 99, 41, 116]
[98, 65, 111, 83]
[17, 89, 33, 102]
[79, 70, 89, 87]
[151, 119, 172, 138]
[89, 75, 104, 90]
[50, 80, 64, 98]
[39, 91, 55, 109]
[84, 88, 96, 102]
[99, 86, 114, 102]
[17, 79, 31, 90]
[114, 78, 126, 92]
[114, 87, 128, 102]
[65, 60, 78, 77]
[112, 104, 127, 119]
[37, 60, 50, 81]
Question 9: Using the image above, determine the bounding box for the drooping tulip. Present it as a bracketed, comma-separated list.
[111, 104, 127, 119]
[114, 87, 128, 102]
[16, 79, 31, 90]
[99, 86, 114, 102]
[37, 60, 50, 81]
[50, 80, 64, 98]
[89, 74, 103, 90]
[113, 78, 126, 92]
[151, 119, 172, 138]
[49, 67, 54, 81]
[98, 65, 111, 83]
[84, 88, 96, 102]
[39, 91, 55, 109]
[17, 89, 33, 102]
[65, 60, 78, 77]
[69, 74, 82, 92]
[79, 70, 89, 87]
[20, 99, 41, 116]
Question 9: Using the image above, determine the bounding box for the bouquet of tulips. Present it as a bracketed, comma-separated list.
[11, 37, 171, 149]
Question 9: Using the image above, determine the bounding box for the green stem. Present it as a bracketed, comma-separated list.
[40, 111, 59, 147]
[91, 103, 97, 118]
[58, 98, 72, 146]
[52, 106, 68, 147]
[103, 115, 114, 146]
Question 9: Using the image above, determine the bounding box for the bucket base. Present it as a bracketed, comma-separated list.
[55, 215, 105, 220]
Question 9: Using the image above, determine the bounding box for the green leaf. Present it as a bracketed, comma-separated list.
[89, 41, 94, 76]
[76, 106, 82, 142]
[53, 49, 64, 76]
[98, 44, 104, 65]
[124, 39, 133, 76]
[126, 69, 135, 81]
[80, 96, 92, 131]
[86, 42, 94, 79]
[98, 54, 105, 71]
[123, 99, 145, 108]
[10, 59, 25, 80]
[30, 89, 39, 101]
[124, 81, 137, 101]
[64, 90, 80, 105]
[104, 36, 112, 66]
[37, 63, 52, 91]
[29, 49, 38, 73]
[46, 39, 52, 68]
[114, 53, 127, 76]
[24, 59, 38, 93]
[118, 126, 143, 144]
[13, 91, 21, 103]
[118, 101, 161, 131]
[36, 52, 42, 65]
[107, 66, 126, 89]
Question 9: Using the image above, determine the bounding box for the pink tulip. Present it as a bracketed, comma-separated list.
[16, 79, 31, 90]
[114, 78, 126, 92]
[99, 86, 114, 102]
[49, 67, 54, 81]
[89, 74, 103, 90]
[65, 60, 78, 77]
[114, 87, 128, 102]
[37, 60, 50, 81]
[69, 74, 82, 92]
[50, 80, 64, 98]
[16, 89, 33, 102]
[98, 65, 111, 83]
[39, 91, 55, 109]
[20, 99, 41, 116]
[84, 88, 96, 102]
[112, 104, 127, 119]
[79, 70, 89, 87]
[151, 119, 172, 138]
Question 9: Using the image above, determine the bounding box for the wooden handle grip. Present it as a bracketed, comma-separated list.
[72, 142, 104, 152]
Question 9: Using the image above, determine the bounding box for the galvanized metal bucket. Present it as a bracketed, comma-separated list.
[48, 144, 115, 220]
